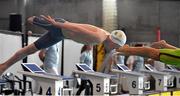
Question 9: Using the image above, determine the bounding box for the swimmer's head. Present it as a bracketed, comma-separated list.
[110, 30, 127, 46]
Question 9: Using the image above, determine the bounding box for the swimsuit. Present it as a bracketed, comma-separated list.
[33, 16, 64, 49]
[159, 49, 180, 67]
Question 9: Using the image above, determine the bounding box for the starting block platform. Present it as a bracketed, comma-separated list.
[18, 71, 74, 96]
[18, 63, 74, 96]
[73, 63, 118, 95]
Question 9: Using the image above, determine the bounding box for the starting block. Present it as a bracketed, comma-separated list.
[18, 63, 74, 96]
[141, 64, 169, 91]
[73, 63, 118, 96]
[111, 64, 145, 95]
[162, 65, 180, 89]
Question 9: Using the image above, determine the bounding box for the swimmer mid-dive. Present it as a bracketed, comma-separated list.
[0, 15, 127, 75]
[116, 40, 180, 67]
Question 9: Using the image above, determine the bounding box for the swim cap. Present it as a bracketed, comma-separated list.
[110, 30, 127, 46]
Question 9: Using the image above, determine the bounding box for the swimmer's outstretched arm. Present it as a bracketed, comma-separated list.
[115, 45, 160, 61]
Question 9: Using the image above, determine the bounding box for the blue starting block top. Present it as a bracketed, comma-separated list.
[76, 63, 94, 72]
[166, 64, 177, 71]
[21, 63, 74, 80]
[145, 64, 156, 71]
[116, 64, 131, 72]
[21, 63, 46, 74]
